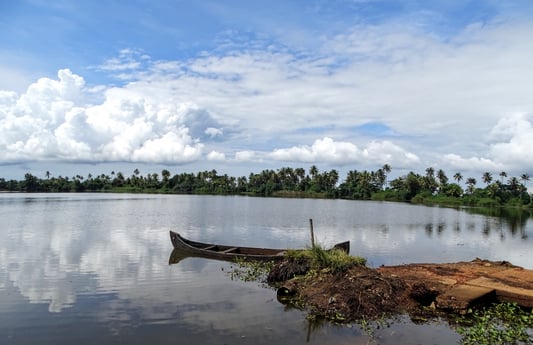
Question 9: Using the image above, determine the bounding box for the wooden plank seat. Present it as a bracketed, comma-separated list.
[222, 247, 239, 253]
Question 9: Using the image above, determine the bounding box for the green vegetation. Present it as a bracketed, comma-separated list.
[456, 302, 533, 345]
[226, 245, 365, 283]
[226, 258, 275, 283]
[287, 245, 367, 273]
[0, 165, 531, 209]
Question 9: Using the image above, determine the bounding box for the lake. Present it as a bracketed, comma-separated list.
[0, 193, 531, 344]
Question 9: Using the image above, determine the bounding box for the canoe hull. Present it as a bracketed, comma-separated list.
[170, 231, 287, 262]
[169, 231, 350, 263]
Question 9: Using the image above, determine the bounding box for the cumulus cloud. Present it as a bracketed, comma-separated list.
[235, 150, 255, 162]
[205, 127, 223, 138]
[489, 113, 533, 166]
[269, 137, 419, 167]
[207, 151, 226, 161]
[443, 154, 503, 172]
[442, 114, 533, 173]
[2, 19, 533, 175]
[0, 69, 218, 165]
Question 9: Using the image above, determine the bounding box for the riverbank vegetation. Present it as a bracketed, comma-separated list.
[1, 165, 530, 209]
[231, 254, 533, 344]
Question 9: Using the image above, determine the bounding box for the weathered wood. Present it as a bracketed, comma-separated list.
[379, 259, 533, 311]
[467, 275, 533, 308]
[436, 285, 496, 313]
[309, 218, 315, 247]
[169, 231, 349, 263]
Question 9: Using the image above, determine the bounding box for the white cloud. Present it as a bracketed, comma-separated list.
[443, 154, 503, 172]
[207, 151, 226, 161]
[2, 19, 533, 176]
[0, 69, 209, 165]
[442, 113, 533, 173]
[97, 49, 145, 72]
[132, 131, 203, 163]
[205, 127, 223, 138]
[269, 137, 419, 167]
[235, 150, 255, 162]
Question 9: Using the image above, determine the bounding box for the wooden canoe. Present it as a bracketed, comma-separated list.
[169, 231, 350, 263]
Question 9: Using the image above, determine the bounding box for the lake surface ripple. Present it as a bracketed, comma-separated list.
[0, 193, 531, 344]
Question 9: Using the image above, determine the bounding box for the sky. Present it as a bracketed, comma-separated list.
[1, 0, 533, 186]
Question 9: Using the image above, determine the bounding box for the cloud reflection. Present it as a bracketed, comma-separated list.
[0, 193, 531, 325]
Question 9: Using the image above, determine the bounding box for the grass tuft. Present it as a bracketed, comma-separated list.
[287, 245, 366, 273]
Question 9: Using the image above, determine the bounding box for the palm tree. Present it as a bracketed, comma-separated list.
[499, 171, 507, 183]
[382, 164, 391, 188]
[437, 169, 448, 187]
[161, 169, 171, 183]
[466, 177, 477, 194]
[453, 172, 463, 184]
[424, 167, 437, 193]
[328, 169, 339, 190]
[507, 177, 522, 196]
[309, 165, 318, 179]
[482, 172, 493, 185]
[520, 173, 530, 186]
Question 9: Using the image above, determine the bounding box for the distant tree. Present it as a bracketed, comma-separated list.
[161, 169, 171, 183]
[499, 171, 507, 183]
[423, 167, 437, 193]
[382, 164, 391, 188]
[437, 169, 448, 188]
[309, 165, 318, 179]
[405, 172, 423, 199]
[442, 183, 463, 198]
[482, 172, 493, 185]
[453, 172, 463, 184]
[465, 177, 477, 194]
[521, 173, 530, 186]
[23, 173, 39, 192]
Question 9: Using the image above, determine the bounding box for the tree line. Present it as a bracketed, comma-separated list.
[0, 165, 531, 207]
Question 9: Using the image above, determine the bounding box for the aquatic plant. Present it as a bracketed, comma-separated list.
[226, 258, 275, 283]
[457, 302, 533, 345]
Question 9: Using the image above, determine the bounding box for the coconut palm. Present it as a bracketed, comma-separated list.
[453, 172, 463, 184]
[521, 173, 530, 186]
[499, 171, 507, 183]
[466, 177, 477, 194]
[382, 164, 391, 188]
[482, 172, 493, 185]
[437, 169, 448, 187]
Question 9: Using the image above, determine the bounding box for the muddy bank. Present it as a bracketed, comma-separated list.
[268, 258, 532, 322]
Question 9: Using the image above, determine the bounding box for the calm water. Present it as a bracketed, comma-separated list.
[0, 193, 531, 344]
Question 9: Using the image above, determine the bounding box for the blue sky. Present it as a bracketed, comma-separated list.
[1, 0, 533, 185]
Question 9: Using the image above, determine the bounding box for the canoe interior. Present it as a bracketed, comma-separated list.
[169, 231, 350, 263]
[170, 231, 286, 257]
[191, 244, 285, 255]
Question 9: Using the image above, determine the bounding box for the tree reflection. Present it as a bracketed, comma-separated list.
[464, 207, 530, 240]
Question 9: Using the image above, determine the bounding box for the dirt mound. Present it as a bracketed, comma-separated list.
[273, 263, 429, 321]
[268, 257, 311, 282]
[270, 258, 532, 322]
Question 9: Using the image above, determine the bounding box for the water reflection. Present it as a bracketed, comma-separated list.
[465, 207, 530, 239]
[0, 194, 532, 345]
